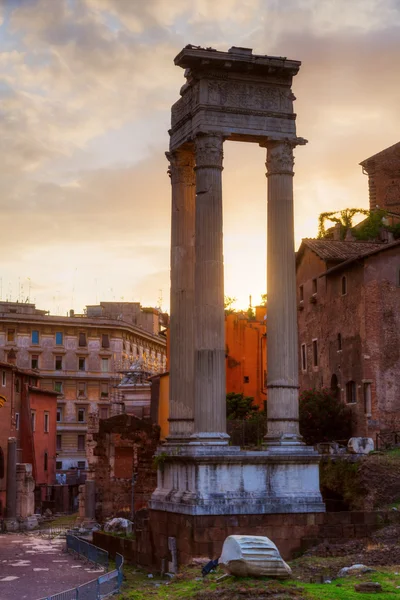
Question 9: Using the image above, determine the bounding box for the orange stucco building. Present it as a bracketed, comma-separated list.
[225, 306, 267, 410]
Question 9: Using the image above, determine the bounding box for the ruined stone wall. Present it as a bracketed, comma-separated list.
[92, 414, 159, 522]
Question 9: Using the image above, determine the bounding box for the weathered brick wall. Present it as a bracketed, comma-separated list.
[92, 414, 159, 522]
[93, 509, 400, 570]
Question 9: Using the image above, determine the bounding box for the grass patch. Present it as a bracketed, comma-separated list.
[42, 513, 78, 528]
[102, 531, 135, 540]
[116, 564, 400, 600]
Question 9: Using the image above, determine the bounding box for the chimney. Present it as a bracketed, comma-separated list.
[69, 309, 75, 318]
[333, 223, 341, 240]
[7, 348, 17, 365]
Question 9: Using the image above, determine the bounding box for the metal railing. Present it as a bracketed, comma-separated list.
[38, 536, 123, 600]
[66, 534, 109, 570]
[227, 416, 267, 447]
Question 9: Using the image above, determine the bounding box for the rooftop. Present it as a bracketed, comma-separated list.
[297, 239, 384, 265]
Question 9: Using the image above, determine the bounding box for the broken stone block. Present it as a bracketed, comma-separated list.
[347, 437, 374, 454]
[219, 535, 291, 578]
[338, 564, 373, 577]
[104, 517, 133, 534]
[354, 582, 382, 593]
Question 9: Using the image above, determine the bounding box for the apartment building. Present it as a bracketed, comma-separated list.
[0, 301, 167, 472]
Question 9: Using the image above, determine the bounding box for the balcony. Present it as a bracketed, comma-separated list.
[56, 421, 88, 432]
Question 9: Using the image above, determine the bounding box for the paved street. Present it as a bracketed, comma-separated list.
[0, 533, 104, 600]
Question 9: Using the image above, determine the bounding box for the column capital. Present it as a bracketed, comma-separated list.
[166, 148, 195, 185]
[265, 140, 295, 177]
[195, 133, 224, 171]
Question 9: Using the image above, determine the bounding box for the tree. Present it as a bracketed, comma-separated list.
[224, 296, 237, 315]
[299, 388, 353, 446]
[226, 393, 260, 420]
[318, 208, 369, 239]
[260, 293, 268, 306]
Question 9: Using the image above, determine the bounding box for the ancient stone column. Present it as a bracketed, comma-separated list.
[6, 437, 17, 519]
[166, 148, 196, 442]
[85, 479, 96, 520]
[191, 133, 229, 445]
[265, 141, 303, 446]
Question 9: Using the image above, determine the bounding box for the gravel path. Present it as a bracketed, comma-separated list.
[0, 532, 104, 600]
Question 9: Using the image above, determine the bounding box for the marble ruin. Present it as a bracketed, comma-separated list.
[151, 45, 324, 515]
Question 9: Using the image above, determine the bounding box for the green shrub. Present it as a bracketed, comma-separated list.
[299, 388, 353, 446]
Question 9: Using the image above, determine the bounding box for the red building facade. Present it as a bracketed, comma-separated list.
[0, 358, 58, 516]
[296, 238, 400, 438]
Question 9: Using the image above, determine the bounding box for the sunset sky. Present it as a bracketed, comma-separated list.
[1, 0, 399, 314]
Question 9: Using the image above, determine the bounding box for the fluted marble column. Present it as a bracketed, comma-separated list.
[265, 141, 303, 446]
[191, 133, 229, 445]
[167, 148, 196, 442]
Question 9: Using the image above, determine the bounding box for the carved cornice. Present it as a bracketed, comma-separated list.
[195, 133, 224, 170]
[265, 141, 295, 176]
[166, 149, 195, 185]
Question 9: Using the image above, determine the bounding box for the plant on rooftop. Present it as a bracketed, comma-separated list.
[299, 388, 353, 446]
[318, 208, 369, 239]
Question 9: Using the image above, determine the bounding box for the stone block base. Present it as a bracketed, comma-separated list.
[4, 518, 19, 532]
[150, 445, 325, 515]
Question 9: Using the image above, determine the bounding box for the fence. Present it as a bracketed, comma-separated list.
[66, 534, 109, 570]
[38, 536, 123, 600]
[227, 416, 267, 447]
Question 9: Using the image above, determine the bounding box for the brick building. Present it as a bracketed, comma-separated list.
[0, 301, 167, 473]
[360, 141, 400, 215]
[296, 238, 400, 437]
[0, 358, 58, 516]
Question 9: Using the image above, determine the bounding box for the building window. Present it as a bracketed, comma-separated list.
[15, 413, 20, 431]
[77, 434, 86, 451]
[364, 382, 372, 416]
[44, 452, 48, 471]
[101, 358, 109, 373]
[0, 448, 4, 479]
[77, 408, 85, 423]
[301, 343, 307, 371]
[31, 411, 36, 432]
[29, 376, 38, 386]
[312, 278, 317, 294]
[341, 275, 347, 296]
[337, 333, 342, 351]
[299, 285, 304, 302]
[7, 329, 15, 342]
[78, 357, 86, 371]
[44, 412, 49, 433]
[56, 461, 62, 470]
[1, 371, 5, 387]
[54, 381, 63, 393]
[100, 383, 109, 398]
[312, 339, 318, 367]
[77, 461, 86, 469]
[77, 382, 86, 398]
[56, 408, 62, 422]
[78, 333, 87, 347]
[55, 332, 63, 345]
[102, 334, 110, 349]
[100, 407, 108, 419]
[15, 378, 20, 393]
[55, 355, 63, 370]
[31, 330, 39, 344]
[31, 355, 39, 370]
[56, 434, 62, 450]
[243, 376, 249, 384]
[346, 380, 357, 404]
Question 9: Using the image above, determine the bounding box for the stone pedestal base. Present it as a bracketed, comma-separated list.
[150, 446, 325, 516]
[19, 515, 39, 531]
[4, 518, 19, 532]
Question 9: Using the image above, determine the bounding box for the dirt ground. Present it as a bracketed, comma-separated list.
[0, 532, 104, 600]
